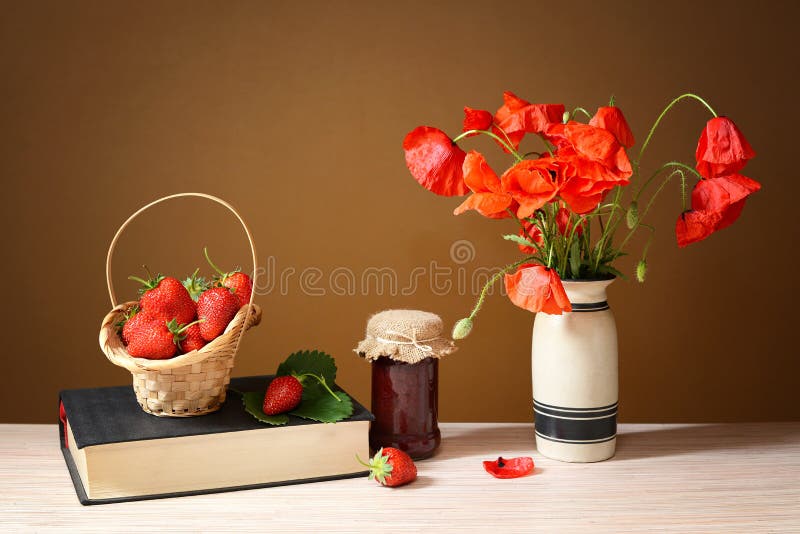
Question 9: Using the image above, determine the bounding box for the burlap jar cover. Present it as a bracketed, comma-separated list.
[354, 309, 457, 363]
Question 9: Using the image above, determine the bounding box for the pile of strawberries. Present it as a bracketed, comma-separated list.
[118, 248, 253, 360]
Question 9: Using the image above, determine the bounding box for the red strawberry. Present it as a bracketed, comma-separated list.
[129, 271, 197, 324]
[362, 447, 417, 487]
[196, 287, 240, 341]
[127, 318, 202, 359]
[262, 375, 303, 415]
[178, 322, 206, 353]
[121, 306, 150, 345]
[204, 247, 253, 307]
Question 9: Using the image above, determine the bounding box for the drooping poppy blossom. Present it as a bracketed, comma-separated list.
[501, 158, 560, 218]
[504, 264, 572, 315]
[483, 456, 535, 479]
[453, 151, 514, 218]
[589, 106, 635, 148]
[463, 106, 493, 134]
[695, 117, 755, 178]
[517, 218, 543, 254]
[403, 126, 469, 196]
[675, 174, 761, 247]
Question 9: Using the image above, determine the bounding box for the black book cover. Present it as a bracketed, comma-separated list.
[59, 375, 373, 505]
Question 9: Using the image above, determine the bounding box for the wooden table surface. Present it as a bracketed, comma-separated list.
[1, 423, 798, 532]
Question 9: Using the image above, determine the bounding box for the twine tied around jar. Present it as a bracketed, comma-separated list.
[355, 309, 457, 364]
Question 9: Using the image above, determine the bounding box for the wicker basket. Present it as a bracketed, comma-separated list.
[98, 193, 262, 417]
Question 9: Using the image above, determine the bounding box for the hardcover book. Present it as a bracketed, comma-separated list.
[59, 375, 373, 505]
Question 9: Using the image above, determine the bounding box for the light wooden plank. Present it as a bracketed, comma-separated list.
[1, 423, 798, 532]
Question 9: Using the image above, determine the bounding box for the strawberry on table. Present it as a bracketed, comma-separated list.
[196, 287, 240, 341]
[204, 247, 253, 308]
[361, 447, 417, 487]
[262, 376, 303, 415]
[129, 270, 197, 325]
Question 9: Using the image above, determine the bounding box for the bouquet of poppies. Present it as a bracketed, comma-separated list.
[402, 91, 760, 338]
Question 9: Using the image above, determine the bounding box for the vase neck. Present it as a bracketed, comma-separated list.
[560, 279, 614, 304]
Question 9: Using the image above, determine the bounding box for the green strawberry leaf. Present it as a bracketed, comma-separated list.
[241, 391, 288, 425]
[290, 383, 353, 423]
[276, 350, 337, 384]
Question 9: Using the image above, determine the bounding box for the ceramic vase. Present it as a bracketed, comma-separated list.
[532, 278, 618, 462]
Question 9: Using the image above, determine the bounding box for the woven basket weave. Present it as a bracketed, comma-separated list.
[98, 193, 261, 417]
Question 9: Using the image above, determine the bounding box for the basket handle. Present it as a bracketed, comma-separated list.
[105, 192, 258, 309]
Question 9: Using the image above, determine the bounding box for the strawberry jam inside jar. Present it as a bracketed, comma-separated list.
[354, 309, 456, 461]
[369, 356, 440, 460]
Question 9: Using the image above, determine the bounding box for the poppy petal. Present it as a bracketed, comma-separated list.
[695, 117, 756, 178]
[403, 126, 468, 196]
[505, 264, 571, 315]
[483, 456, 535, 479]
[453, 192, 513, 218]
[463, 107, 493, 133]
[589, 106, 635, 148]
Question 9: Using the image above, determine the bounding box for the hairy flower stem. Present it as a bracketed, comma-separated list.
[452, 129, 523, 161]
[467, 257, 536, 321]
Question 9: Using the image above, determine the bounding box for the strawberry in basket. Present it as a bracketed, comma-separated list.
[197, 287, 240, 342]
[126, 317, 203, 359]
[204, 247, 253, 307]
[128, 269, 197, 325]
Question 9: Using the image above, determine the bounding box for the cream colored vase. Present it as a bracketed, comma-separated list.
[532, 278, 618, 463]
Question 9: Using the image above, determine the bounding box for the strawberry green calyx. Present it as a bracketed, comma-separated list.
[357, 449, 394, 485]
[167, 318, 205, 346]
[182, 268, 209, 301]
[204, 247, 241, 285]
[128, 266, 165, 295]
[294, 372, 341, 402]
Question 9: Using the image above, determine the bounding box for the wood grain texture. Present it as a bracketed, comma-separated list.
[2, 423, 798, 532]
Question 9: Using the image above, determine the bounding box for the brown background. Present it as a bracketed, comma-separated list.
[1, 0, 798, 424]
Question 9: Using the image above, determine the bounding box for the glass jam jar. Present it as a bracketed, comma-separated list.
[369, 356, 440, 460]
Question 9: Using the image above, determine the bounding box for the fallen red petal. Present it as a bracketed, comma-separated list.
[483, 456, 535, 479]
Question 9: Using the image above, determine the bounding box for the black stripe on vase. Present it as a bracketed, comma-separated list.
[570, 301, 610, 312]
[533, 399, 617, 443]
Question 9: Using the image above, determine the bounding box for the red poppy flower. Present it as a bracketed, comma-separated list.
[589, 106, 635, 148]
[556, 206, 584, 237]
[501, 158, 560, 218]
[546, 121, 633, 182]
[454, 151, 514, 218]
[695, 117, 755, 178]
[675, 174, 761, 247]
[403, 126, 469, 196]
[483, 456, 535, 479]
[505, 264, 571, 315]
[517, 219, 543, 254]
[492, 92, 565, 152]
[463, 106, 493, 134]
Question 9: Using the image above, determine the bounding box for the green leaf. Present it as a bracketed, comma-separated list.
[596, 264, 627, 280]
[569, 240, 581, 278]
[276, 350, 337, 384]
[290, 384, 353, 423]
[241, 391, 289, 425]
[502, 233, 539, 250]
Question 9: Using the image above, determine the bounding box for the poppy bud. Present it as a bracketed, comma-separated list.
[626, 201, 639, 229]
[562, 111, 570, 124]
[452, 317, 473, 340]
[636, 259, 647, 283]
